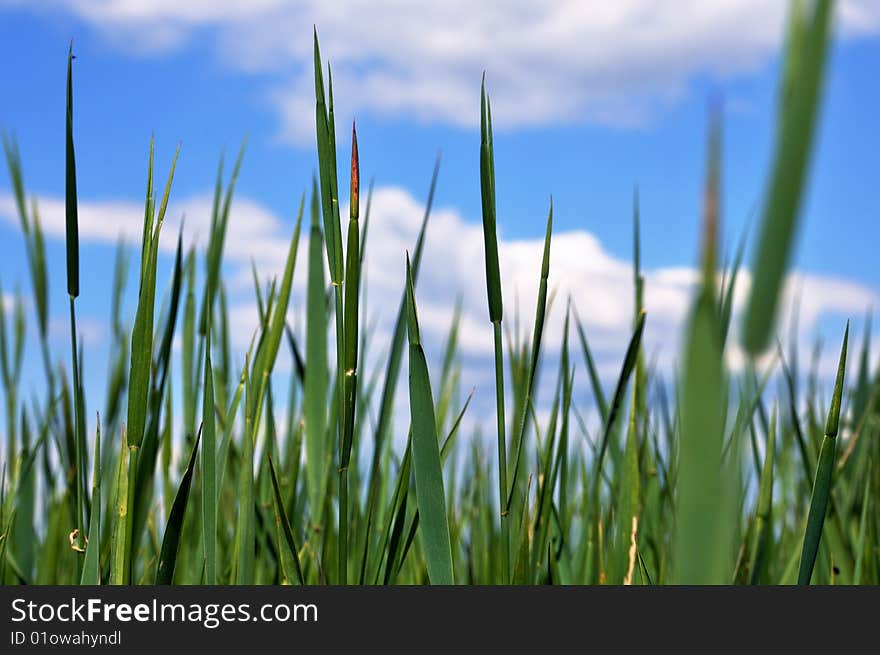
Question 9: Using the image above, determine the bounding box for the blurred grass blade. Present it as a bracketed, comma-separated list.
[305, 179, 329, 525]
[742, 0, 833, 354]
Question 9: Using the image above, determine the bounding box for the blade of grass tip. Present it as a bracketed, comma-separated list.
[573, 305, 608, 423]
[131, 229, 184, 554]
[80, 414, 101, 584]
[268, 455, 304, 585]
[367, 153, 440, 515]
[742, 0, 833, 355]
[672, 103, 731, 585]
[202, 337, 217, 584]
[199, 139, 246, 336]
[284, 323, 306, 387]
[122, 142, 180, 583]
[238, 194, 303, 584]
[480, 77, 509, 584]
[439, 388, 475, 462]
[405, 253, 454, 584]
[506, 200, 552, 512]
[338, 122, 361, 584]
[156, 427, 201, 585]
[798, 321, 848, 585]
[593, 310, 646, 483]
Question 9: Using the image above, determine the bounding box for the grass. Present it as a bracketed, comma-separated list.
[1, 0, 878, 586]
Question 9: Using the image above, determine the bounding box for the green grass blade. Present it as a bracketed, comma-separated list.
[202, 340, 217, 584]
[748, 404, 776, 584]
[798, 321, 848, 585]
[155, 429, 201, 585]
[65, 42, 79, 299]
[267, 455, 304, 585]
[742, 0, 833, 354]
[305, 181, 329, 526]
[80, 414, 101, 585]
[405, 254, 454, 584]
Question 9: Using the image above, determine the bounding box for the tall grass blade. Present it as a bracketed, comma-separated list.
[405, 254, 454, 584]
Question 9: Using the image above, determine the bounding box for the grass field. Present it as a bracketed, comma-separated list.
[1, 0, 877, 585]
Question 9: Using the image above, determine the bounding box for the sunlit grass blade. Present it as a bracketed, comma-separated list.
[573, 306, 608, 423]
[798, 321, 848, 585]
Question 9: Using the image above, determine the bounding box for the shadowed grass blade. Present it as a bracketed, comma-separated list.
[156, 428, 200, 585]
[268, 455, 304, 585]
[65, 42, 79, 300]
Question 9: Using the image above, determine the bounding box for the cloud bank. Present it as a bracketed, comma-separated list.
[4, 0, 879, 143]
[2, 185, 874, 403]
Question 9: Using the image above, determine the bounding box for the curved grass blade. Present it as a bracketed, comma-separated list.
[267, 455, 304, 585]
[156, 428, 201, 585]
[593, 310, 646, 482]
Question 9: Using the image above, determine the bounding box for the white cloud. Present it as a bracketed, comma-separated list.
[3, 184, 875, 413]
[9, 0, 879, 143]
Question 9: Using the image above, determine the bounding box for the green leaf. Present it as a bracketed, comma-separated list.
[798, 321, 848, 585]
[156, 428, 201, 585]
[267, 455, 304, 585]
[80, 415, 101, 585]
[742, 0, 833, 354]
[405, 254, 454, 584]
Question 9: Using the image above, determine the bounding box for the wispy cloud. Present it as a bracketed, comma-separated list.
[5, 1, 879, 143]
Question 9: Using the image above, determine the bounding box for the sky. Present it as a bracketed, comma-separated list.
[0, 1, 879, 442]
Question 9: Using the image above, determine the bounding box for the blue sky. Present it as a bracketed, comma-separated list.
[0, 1, 879, 435]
